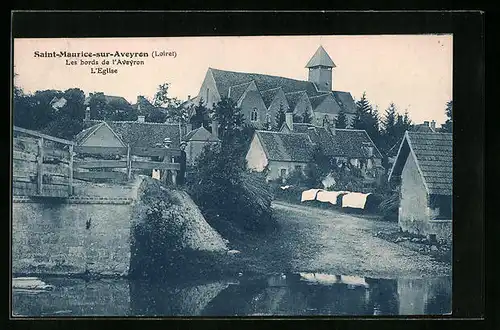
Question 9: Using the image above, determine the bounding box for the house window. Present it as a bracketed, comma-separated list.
[294, 165, 302, 172]
[280, 168, 287, 178]
[251, 108, 258, 122]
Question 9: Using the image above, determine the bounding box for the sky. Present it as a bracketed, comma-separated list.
[13, 35, 452, 125]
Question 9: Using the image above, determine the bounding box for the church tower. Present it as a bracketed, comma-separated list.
[306, 45, 336, 92]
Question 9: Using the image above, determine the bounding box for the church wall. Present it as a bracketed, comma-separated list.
[240, 90, 268, 129]
[197, 69, 222, 109]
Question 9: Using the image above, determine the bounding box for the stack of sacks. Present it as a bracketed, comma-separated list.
[301, 189, 323, 202]
[316, 190, 349, 205]
[341, 192, 372, 209]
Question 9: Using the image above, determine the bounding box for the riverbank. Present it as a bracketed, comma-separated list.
[219, 201, 451, 279]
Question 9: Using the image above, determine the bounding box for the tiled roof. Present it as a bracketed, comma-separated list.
[183, 126, 219, 142]
[84, 94, 130, 106]
[291, 123, 383, 159]
[210, 68, 323, 98]
[260, 87, 282, 108]
[106, 121, 181, 149]
[285, 91, 308, 110]
[256, 131, 314, 162]
[305, 46, 336, 68]
[411, 124, 435, 132]
[208, 68, 357, 115]
[74, 122, 104, 145]
[309, 94, 330, 110]
[332, 91, 357, 114]
[228, 82, 253, 103]
[389, 131, 452, 196]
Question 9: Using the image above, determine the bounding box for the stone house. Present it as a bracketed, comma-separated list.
[280, 114, 384, 180]
[189, 45, 357, 129]
[182, 123, 220, 166]
[246, 112, 383, 182]
[246, 127, 314, 182]
[388, 131, 452, 243]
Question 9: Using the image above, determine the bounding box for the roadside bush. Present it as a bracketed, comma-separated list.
[186, 143, 275, 240]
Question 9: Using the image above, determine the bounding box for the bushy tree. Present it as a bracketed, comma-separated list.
[189, 99, 210, 129]
[145, 107, 167, 123]
[212, 97, 245, 144]
[354, 92, 382, 150]
[44, 88, 86, 139]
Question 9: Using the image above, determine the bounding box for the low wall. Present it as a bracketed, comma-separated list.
[12, 181, 140, 277]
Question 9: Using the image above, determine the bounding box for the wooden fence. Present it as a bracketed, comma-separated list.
[12, 126, 183, 198]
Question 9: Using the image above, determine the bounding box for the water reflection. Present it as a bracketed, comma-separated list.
[12, 274, 451, 317]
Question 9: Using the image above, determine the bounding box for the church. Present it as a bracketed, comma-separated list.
[190, 46, 357, 129]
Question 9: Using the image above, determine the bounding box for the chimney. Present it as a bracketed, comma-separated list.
[423, 121, 430, 127]
[137, 115, 145, 123]
[187, 95, 191, 100]
[430, 120, 436, 131]
[85, 106, 90, 121]
[285, 112, 293, 131]
[211, 119, 219, 139]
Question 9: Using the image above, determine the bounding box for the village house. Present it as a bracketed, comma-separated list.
[388, 131, 452, 243]
[245, 125, 315, 182]
[189, 45, 357, 129]
[76, 107, 186, 182]
[246, 112, 383, 182]
[182, 122, 220, 166]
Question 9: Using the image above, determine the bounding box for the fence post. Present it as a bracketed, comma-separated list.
[68, 144, 74, 195]
[171, 170, 177, 186]
[127, 144, 131, 180]
[37, 138, 44, 195]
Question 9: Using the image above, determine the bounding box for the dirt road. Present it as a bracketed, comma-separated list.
[266, 201, 451, 279]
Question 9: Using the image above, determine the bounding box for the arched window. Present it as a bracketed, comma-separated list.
[251, 108, 258, 122]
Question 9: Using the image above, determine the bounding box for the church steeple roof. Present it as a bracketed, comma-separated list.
[305, 45, 336, 68]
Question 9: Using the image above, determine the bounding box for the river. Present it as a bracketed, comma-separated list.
[12, 273, 451, 317]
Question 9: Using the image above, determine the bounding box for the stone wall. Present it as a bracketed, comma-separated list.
[12, 181, 140, 277]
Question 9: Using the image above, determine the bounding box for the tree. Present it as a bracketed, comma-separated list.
[353, 92, 372, 130]
[381, 102, 398, 152]
[44, 88, 86, 139]
[151, 83, 172, 108]
[212, 97, 245, 144]
[442, 100, 453, 132]
[303, 109, 313, 124]
[273, 102, 287, 131]
[189, 99, 210, 129]
[335, 109, 348, 129]
[145, 107, 167, 123]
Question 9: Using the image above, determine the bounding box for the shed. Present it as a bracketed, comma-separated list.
[388, 131, 452, 242]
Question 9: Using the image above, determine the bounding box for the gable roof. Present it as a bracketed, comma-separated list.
[291, 123, 383, 159]
[255, 130, 314, 162]
[183, 126, 219, 142]
[285, 91, 309, 110]
[210, 68, 323, 99]
[105, 121, 181, 149]
[260, 87, 283, 108]
[332, 91, 357, 114]
[305, 45, 336, 68]
[228, 81, 254, 103]
[388, 131, 452, 196]
[74, 121, 126, 146]
[309, 93, 331, 110]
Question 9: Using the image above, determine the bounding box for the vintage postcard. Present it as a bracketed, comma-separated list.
[12, 34, 453, 317]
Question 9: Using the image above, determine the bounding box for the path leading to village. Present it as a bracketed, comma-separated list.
[266, 201, 451, 279]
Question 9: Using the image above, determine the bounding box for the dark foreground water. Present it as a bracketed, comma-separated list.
[12, 273, 451, 317]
